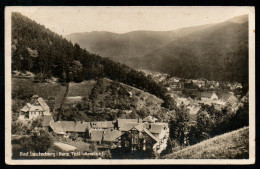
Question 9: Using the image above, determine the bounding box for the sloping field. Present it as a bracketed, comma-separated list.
[12, 78, 64, 98]
[67, 80, 96, 97]
[12, 78, 66, 109]
[164, 127, 249, 159]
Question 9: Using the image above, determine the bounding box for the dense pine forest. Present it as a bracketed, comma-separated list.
[11, 12, 168, 102]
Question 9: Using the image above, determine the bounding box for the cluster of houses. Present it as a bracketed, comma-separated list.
[18, 95, 169, 154]
[148, 72, 243, 91]
[171, 89, 245, 119]
[17, 81, 246, 154]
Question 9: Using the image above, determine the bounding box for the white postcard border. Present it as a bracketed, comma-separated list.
[5, 6, 255, 165]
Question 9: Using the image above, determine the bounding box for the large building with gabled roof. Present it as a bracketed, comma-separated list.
[19, 95, 51, 120]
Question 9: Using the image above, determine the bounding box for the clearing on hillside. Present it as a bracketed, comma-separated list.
[164, 127, 249, 159]
[12, 78, 66, 109]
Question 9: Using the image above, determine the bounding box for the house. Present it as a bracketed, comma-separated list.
[118, 122, 141, 132]
[42, 115, 54, 131]
[145, 123, 169, 140]
[90, 121, 114, 129]
[50, 121, 90, 137]
[117, 117, 169, 153]
[183, 89, 201, 100]
[197, 80, 206, 88]
[120, 122, 168, 153]
[116, 119, 140, 130]
[217, 91, 239, 106]
[184, 80, 195, 88]
[120, 123, 159, 152]
[201, 91, 218, 101]
[19, 95, 51, 120]
[103, 129, 122, 147]
[207, 81, 219, 89]
[90, 130, 104, 144]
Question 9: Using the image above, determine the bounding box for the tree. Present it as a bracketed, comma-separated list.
[161, 94, 176, 110]
[69, 60, 84, 82]
[195, 111, 212, 142]
[12, 129, 53, 158]
[30, 129, 54, 152]
[169, 105, 190, 145]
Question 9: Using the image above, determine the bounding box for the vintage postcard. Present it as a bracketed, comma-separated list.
[5, 6, 255, 165]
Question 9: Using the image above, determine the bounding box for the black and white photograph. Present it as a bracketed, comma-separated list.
[5, 6, 255, 164]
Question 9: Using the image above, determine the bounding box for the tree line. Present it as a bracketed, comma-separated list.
[12, 12, 168, 105]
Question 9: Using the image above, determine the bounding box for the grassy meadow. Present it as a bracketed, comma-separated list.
[164, 127, 249, 159]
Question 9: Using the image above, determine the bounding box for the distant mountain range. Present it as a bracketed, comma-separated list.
[66, 15, 248, 85]
[66, 24, 214, 67]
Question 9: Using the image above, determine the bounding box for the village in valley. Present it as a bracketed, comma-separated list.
[144, 71, 247, 115]
[10, 11, 250, 160]
[12, 69, 248, 159]
[15, 93, 170, 158]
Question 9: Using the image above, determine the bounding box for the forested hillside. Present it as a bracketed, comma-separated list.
[67, 15, 249, 87]
[138, 15, 248, 86]
[66, 24, 213, 67]
[11, 12, 168, 103]
[55, 78, 170, 122]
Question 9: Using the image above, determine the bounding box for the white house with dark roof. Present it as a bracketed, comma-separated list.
[19, 95, 51, 120]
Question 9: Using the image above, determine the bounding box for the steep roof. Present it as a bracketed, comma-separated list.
[201, 91, 216, 98]
[20, 104, 31, 112]
[117, 119, 139, 128]
[42, 115, 53, 127]
[50, 121, 90, 133]
[217, 91, 239, 105]
[37, 97, 49, 111]
[60, 121, 90, 132]
[218, 91, 233, 100]
[21, 97, 49, 112]
[134, 123, 145, 132]
[145, 123, 165, 134]
[27, 103, 32, 107]
[90, 121, 114, 128]
[50, 121, 64, 134]
[119, 122, 140, 131]
[143, 128, 159, 142]
[103, 129, 122, 142]
[91, 130, 104, 142]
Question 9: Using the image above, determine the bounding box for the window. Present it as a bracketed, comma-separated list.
[125, 141, 129, 147]
[132, 134, 139, 144]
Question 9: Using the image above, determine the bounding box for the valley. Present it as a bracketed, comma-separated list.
[10, 12, 250, 160]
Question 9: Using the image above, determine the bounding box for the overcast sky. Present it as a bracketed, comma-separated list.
[10, 6, 252, 35]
